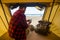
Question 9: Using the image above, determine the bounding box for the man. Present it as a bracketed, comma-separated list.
[8, 4, 28, 40]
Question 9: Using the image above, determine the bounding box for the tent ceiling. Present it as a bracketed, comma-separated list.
[1, 0, 60, 7]
[2, 0, 53, 3]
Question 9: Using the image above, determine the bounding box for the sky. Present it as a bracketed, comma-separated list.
[10, 6, 45, 16]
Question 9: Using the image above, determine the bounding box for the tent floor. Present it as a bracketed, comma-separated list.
[0, 31, 60, 40]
